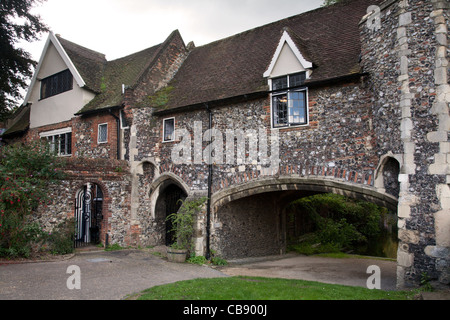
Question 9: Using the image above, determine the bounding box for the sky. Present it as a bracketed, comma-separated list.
[21, 0, 325, 62]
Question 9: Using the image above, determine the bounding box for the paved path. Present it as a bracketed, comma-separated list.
[220, 253, 398, 291]
[3, 249, 439, 300]
[0, 249, 226, 300]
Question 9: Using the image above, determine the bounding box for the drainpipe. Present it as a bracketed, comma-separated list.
[108, 109, 121, 160]
[205, 104, 212, 260]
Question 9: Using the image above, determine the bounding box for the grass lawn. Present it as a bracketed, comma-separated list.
[135, 276, 416, 300]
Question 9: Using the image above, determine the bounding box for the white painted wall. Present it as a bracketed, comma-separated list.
[29, 42, 95, 128]
[270, 43, 306, 78]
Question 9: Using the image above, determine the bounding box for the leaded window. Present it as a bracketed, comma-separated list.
[271, 72, 308, 128]
[43, 132, 72, 156]
[40, 69, 73, 99]
[98, 124, 108, 143]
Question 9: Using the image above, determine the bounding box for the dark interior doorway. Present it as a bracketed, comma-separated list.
[161, 184, 187, 246]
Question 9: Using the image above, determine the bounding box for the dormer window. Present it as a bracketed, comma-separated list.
[40, 69, 73, 100]
[271, 72, 308, 128]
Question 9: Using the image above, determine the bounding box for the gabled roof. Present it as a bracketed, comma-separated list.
[75, 43, 162, 114]
[75, 30, 185, 115]
[22, 32, 88, 106]
[263, 28, 313, 78]
[152, 0, 383, 112]
[56, 35, 107, 93]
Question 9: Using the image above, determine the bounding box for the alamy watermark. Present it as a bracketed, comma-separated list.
[170, 121, 280, 175]
[366, 5, 381, 31]
[66, 265, 81, 290]
[366, 265, 381, 290]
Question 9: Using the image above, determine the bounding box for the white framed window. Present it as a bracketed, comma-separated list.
[98, 123, 108, 143]
[39, 127, 72, 156]
[163, 118, 175, 142]
[120, 110, 129, 129]
[270, 72, 308, 129]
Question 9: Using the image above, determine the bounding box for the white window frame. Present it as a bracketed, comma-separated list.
[119, 110, 129, 129]
[98, 123, 108, 144]
[39, 127, 72, 157]
[269, 73, 309, 129]
[162, 117, 175, 143]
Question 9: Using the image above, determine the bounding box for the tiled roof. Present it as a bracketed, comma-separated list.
[152, 0, 382, 111]
[1, 104, 30, 137]
[71, 30, 185, 115]
[76, 43, 162, 114]
[56, 36, 107, 93]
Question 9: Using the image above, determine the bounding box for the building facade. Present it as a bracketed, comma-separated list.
[1, 0, 449, 288]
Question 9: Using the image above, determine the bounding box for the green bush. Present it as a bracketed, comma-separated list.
[47, 219, 75, 255]
[0, 141, 65, 258]
[287, 194, 389, 255]
[166, 197, 207, 253]
[211, 256, 228, 266]
[187, 255, 208, 265]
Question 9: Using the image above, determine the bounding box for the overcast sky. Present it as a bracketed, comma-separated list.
[21, 0, 324, 61]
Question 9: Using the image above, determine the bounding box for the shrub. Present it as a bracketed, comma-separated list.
[47, 219, 75, 255]
[287, 194, 388, 254]
[0, 141, 65, 258]
[187, 255, 208, 265]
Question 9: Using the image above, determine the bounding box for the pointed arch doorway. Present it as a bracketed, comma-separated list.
[163, 184, 187, 246]
[153, 179, 188, 247]
[74, 183, 104, 248]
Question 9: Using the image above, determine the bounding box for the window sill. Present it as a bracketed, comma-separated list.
[271, 123, 310, 130]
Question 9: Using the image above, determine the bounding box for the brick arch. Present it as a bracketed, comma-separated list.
[211, 176, 398, 214]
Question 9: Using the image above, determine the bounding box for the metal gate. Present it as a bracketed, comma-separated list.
[74, 184, 103, 248]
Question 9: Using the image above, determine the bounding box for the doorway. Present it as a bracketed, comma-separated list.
[74, 183, 104, 248]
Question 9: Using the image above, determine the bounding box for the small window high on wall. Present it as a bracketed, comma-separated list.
[271, 72, 308, 128]
[163, 118, 175, 142]
[98, 123, 108, 143]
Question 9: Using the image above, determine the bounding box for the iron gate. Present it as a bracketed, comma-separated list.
[74, 184, 103, 248]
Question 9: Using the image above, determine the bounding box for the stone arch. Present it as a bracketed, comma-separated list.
[150, 173, 189, 246]
[149, 172, 190, 217]
[211, 176, 398, 213]
[374, 154, 402, 199]
[210, 176, 398, 259]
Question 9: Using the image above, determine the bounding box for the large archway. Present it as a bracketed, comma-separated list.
[210, 177, 398, 259]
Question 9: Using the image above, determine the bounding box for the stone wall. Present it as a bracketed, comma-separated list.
[361, 0, 450, 288]
[130, 77, 390, 256]
[72, 112, 120, 160]
[30, 157, 132, 247]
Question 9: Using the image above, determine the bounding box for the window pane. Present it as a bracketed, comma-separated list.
[66, 133, 72, 155]
[273, 95, 288, 127]
[98, 124, 108, 143]
[289, 72, 306, 87]
[40, 70, 73, 99]
[288, 91, 306, 125]
[59, 133, 66, 155]
[164, 119, 175, 141]
[272, 76, 288, 91]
